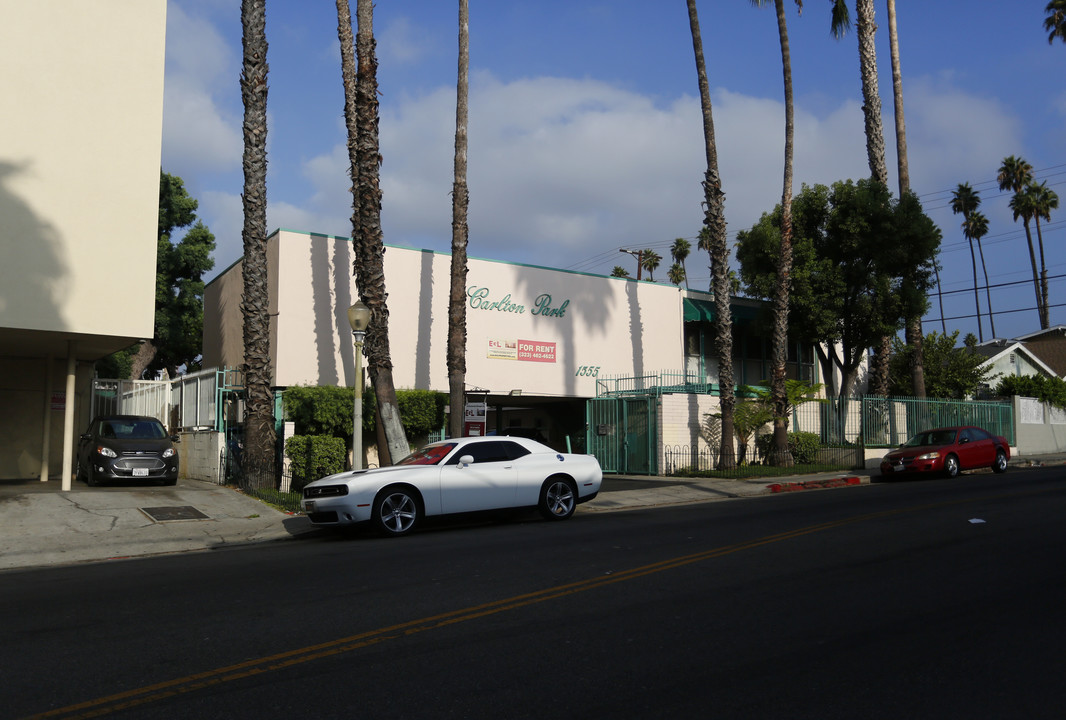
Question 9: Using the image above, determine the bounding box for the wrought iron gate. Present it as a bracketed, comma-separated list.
[586, 396, 658, 475]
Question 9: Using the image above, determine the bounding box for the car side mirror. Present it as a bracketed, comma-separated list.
[960, 437, 969, 445]
[458, 454, 475, 467]
[171, 435, 180, 442]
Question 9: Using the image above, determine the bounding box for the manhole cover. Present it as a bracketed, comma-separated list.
[140, 506, 210, 522]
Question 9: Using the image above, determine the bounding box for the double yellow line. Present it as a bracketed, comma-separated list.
[29, 488, 1040, 719]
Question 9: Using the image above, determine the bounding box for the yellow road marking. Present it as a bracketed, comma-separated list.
[27, 486, 1053, 719]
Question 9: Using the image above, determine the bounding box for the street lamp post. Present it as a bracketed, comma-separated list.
[347, 301, 371, 470]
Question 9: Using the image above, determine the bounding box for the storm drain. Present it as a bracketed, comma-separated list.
[140, 506, 210, 522]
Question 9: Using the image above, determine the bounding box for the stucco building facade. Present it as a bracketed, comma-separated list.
[0, 1, 167, 483]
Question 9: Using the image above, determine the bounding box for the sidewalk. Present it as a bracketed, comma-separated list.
[1, 454, 1057, 572]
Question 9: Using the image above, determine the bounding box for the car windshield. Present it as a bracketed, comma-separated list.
[904, 429, 957, 447]
[397, 443, 457, 466]
[101, 420, 167, 440]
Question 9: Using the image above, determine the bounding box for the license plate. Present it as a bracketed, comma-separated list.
[133, 468, 149, 477]
[305, 500, 315, 512]
[893, 465, 904, 472]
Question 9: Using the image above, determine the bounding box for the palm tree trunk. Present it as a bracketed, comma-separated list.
[967, 237, 984, 342]
[1035, 216, 1050, 329]
[976, 238, 996, 338]
[886, 0, 908, 194]
[239, 0, 276, 491]
[1021, 219, 1045, 329]
[934, 264, 947, 335]
[687, 0, 735, 470]
[853, 0, 893, 397]
[856, 0, 888, 187]
[886, 0, 924, 397]
[769, 0, 795, 467]
[348, 0, 409, 464]
[448, 0, 470, 439]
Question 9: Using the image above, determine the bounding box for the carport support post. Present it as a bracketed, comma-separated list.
[61, 342, 76, 492]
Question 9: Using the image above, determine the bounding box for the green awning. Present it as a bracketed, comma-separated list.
[683, 298, 763, 323]
[683, 298, 716, 322]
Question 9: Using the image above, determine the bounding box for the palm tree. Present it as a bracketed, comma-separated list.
[950, 183, 985, 341]
[668, 263, 686, 287]
[1045, 0, 1066, 44]
[641, 249, 662, 281]
[687, 0, 736, 469]
[344, 0, 409, 464]
[831, 0, 891, 396]
[239, 0, 276, 490]
[447, 0, 470, 439]
[886, 0, 925, 397]
[610, 266, 630, 278]
[753, 0, 800, 467]
[965, 210, 995, 338]
[999, 155, 1043, 327]
[670, 237, 691, 289]
[696, 226, 713, 291]
[1028, 180, 1059, 328]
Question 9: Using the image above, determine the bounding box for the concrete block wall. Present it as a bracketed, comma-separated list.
[177, 430, 224, 483]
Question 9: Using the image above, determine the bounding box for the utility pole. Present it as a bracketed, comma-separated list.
[619, 248, 644, 280]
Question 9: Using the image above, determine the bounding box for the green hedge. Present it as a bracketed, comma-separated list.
[285, 435, 347, 491]
[755, 431, 821, 465]
[283, 385, 447, 440]
[995, 374, 1066, 410]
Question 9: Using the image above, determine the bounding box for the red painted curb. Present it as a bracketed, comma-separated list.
[768, 476, 863, 493]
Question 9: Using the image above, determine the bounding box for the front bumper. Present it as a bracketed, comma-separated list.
[302, 495, 371, 526]
[92, 455, 178, 481]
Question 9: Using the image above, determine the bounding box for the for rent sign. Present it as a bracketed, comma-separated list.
[517, 340, 556, 363]
[487, 338, 557, 363]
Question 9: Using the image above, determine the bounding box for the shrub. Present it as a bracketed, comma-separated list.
[755, 431, 822, 465]
[286, 434, 347, 491]
[995, 374, 1066, 410]
[283, 385, 447, 441]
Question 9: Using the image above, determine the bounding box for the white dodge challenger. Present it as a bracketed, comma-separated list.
[301, 436, 603, 536]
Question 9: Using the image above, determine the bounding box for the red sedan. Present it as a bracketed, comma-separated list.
[880, 426, 1010, 479]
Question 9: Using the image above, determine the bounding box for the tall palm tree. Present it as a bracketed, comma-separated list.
[447, 0, 470, 439]
[239, 0, 276, 490]
[1028, 180, 1059, 328]
[670, 237, 691, 289]
[950, 182, 985, 341]
[831, 0, 891, 396]
[965, 210, 995, 338]
[343, 0, 409, 464]
[998, 156, 1043, 327]
[687, 0, 736, 469]
[1045, 0, 1066, 44]
[886, 0, 925, 397]
[752, 0, 800, 467]
[641, 249, 662, 281]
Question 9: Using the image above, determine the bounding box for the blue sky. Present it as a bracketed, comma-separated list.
[163, 0, 1066, 344]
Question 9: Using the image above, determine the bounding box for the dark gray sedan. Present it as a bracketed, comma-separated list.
[76, 415, 179, 486]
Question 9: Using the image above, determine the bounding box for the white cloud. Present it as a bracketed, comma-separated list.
[161, 1, 241, 177]
[196, 65, 1028, 289]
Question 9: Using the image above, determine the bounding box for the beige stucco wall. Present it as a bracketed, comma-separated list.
[0, 0, 165, 338]
[207, 229, 687, 396]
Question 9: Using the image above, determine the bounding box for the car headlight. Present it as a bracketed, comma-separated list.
[916, 451, 941, 460]
[162, 448, 175, 458]
[96, 446, 117, 458]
